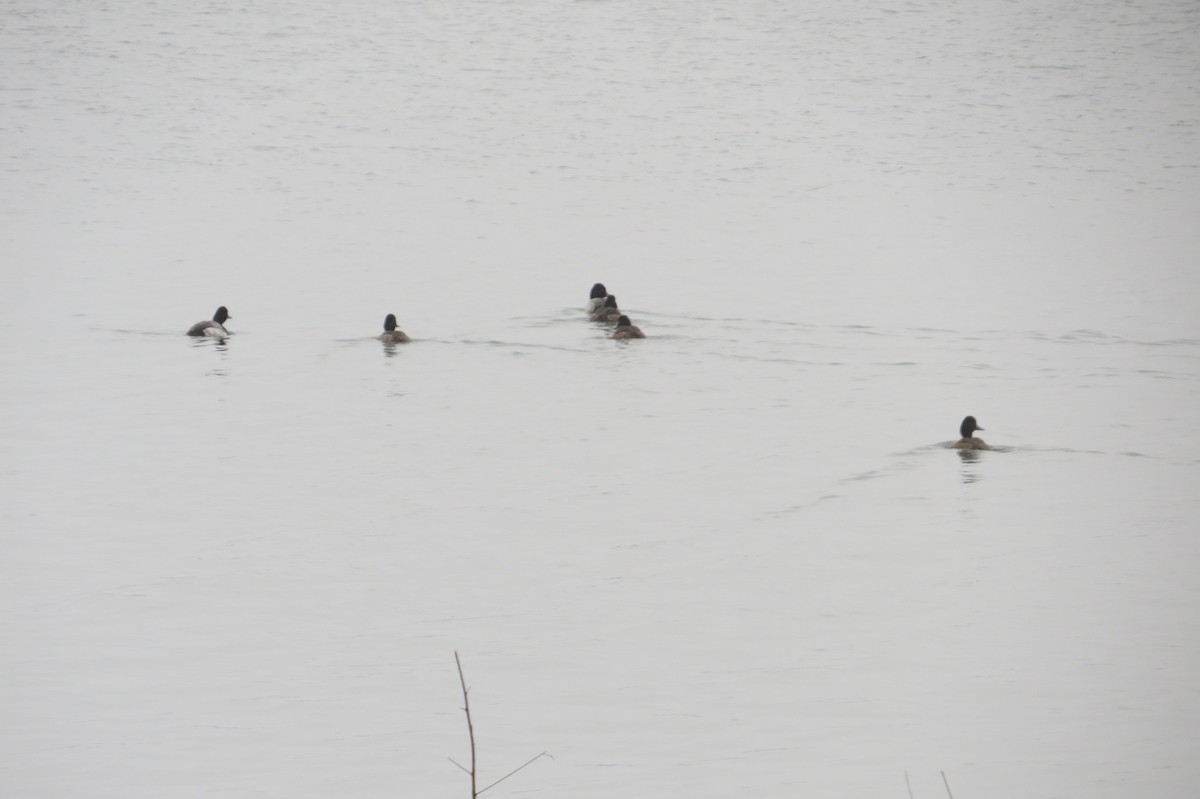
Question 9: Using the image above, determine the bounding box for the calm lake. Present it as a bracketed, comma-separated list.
[2, 1, 1198, 797]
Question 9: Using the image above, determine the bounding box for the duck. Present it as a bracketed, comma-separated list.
[590, 295, 622, 323]
[586, 283, 608, 313]
[379, 313, 411, 344]
[187, 306, 231, 337]
[952, 416, 990, 450]
[612, 315, 645, 339]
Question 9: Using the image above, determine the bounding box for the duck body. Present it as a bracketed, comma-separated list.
[187, 306, 231, 337]
[952, 415, 990, 450]
[590, 295, 622, 323]
[379, 313, 410, 343]
[586, 283, 608, 313]
[612, 315, 645, 339]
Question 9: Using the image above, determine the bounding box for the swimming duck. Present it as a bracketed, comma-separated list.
[187, 306, 231, 337]
[379, 313, 411, 344]
[612, 315, 645, 339]
[586, 283, 608, 313]
[952, 416, 990, 450]
[590, 295, 622, 323]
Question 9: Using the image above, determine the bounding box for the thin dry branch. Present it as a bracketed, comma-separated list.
[478, 751, 553, 795]
[452, 652, 548, 799]
[454, 651, 478, 799]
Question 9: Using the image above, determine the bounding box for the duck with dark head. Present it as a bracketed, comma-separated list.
[590, 295, 622, 323]
[586, 283, 608, 313]
[187, 306, 231, 337]
[612, 315, 645, 339]
[379, 313, 411, 344]
[952, 416, 990, 450]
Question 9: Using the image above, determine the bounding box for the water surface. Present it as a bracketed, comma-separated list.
[2, 1, 1198, 797]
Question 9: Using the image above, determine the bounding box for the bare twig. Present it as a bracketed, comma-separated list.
[905, 770, 915, 799]
[941, 770, 955, 799]
[455, 651, 477, 799]
[452, 652, 548, 799]
[478, 751, 553, 795]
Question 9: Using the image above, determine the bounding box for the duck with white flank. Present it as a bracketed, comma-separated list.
[586, 283, 608, 313]
[187, 306, 231, 337]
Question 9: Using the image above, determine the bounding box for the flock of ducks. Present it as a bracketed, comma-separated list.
[587, 283, 645, 339]
[185, 283, 647, 347]
[187, 299, 989, 450]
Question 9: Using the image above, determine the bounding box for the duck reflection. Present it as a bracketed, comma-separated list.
[957, 448, 983, 482]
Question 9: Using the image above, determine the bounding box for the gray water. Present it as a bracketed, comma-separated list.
[3, 1, 1199, 797]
